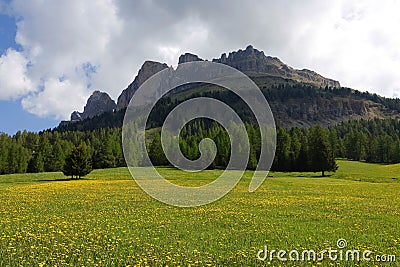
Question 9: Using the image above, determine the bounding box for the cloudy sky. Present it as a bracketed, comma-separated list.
[0, 0, 399, 134]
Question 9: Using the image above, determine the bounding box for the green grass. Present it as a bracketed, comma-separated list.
[334, 159, 400, 183]
[0, 160, 399, 266]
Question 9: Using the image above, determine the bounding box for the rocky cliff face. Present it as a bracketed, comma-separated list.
[63, 45, 344, 124]
[212, 45, 340, 88]
[116, 61, 169, 109]
[271, 97, 393, 128]
[70, 91, 116, 121]
[178, 53, 203, 64]
[114, 45, 340, 110]
[59, 45, 400, 131]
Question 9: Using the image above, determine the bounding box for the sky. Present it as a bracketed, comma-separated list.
[0, 0, 399, 135]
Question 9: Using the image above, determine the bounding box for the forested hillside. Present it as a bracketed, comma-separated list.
[57, 82, 400, 132]
[1, 118, 400, 175]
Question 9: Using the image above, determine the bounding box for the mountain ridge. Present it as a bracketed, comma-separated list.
[67, 45, 341, 122]
[59, 45, 400, 130]
[212, 45, 340, 88]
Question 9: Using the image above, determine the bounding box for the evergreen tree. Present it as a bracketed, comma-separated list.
[93, 137, 116, 169]
[63, 144, 92, 179]
[7, 142, 19, 174]
[200, 138, 217, 170]
[148, 134, 169, 166]
[38, 136, 53, 172]
[215, 130, 230, 167]
[51, 140, 65, 171]
[0, 134, 9, 174]
[308, 125, 338, 176]
[289, 127, 302, 171]
[246, 124, 260, 170]
[112, 131, 125, 167]
[272, 127, 291, 171]
[28, 152, 45, 173]
[297, 138, 309, 171]
[328, 128, 342, 158]
[16, 144, 29, 173]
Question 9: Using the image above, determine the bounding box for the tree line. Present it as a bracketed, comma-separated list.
[1, 118, 400, 176]
[148, 120, 337, 176]
[0, 129, 124, 175]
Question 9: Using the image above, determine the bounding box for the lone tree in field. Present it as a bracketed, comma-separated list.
[308, 125, 338, 176]
[63, 144, 92, 179]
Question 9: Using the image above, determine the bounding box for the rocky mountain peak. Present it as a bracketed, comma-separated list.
[213, 45, 287, 74]
[137, 61, 169, 86]
[178, 53, 203, 64]
[213, 45, 340, 88]
[243, 44, 266, 58]
[107, 45, 339, 111]
[70, 90, 116, 121]
[116, 61, 169, 110]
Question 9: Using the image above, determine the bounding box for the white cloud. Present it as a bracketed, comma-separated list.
[0, 48, 33, 100]
[21, 77, 89, 119]
[0, 0, 399, 120]
[282, 0, 400, 97]
[6, 0, 123, 119]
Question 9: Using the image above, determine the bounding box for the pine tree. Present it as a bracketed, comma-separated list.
[246, 124, 260, 170]
[215, 130, 230, 167]
[273, 127, 291, 171]
[148, 134, 168, 166]
[297, 139, 309, 171]
[63, 144, 92, 179]
[93, 137, 116, 169]
[289, 127, 302, 171]
[16, 144, 29, 173]
[7, 142, 19, 174]
[308, 125, 338, 176]
[28, 152, 45, 173]
[38, 136, 53, 172]
[200, 138, 216, 170]
[0, 134, 9, 174]
[51, 140, 65, 171]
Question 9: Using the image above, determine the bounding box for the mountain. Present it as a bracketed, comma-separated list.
[60, 91, 116, 127]
[114, 45, 340, 111]
[178, 53, 203, 64]
[116, 61, 169, 110]
[57, 45, 400, 131]
[212, 45, 340, 88]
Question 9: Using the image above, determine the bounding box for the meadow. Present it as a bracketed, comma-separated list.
[0, 160, 399, 266]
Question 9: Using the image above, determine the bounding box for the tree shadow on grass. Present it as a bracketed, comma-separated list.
[38, 178, 90, 182]
[293, 173, 334, 178]
[314, 174, 334, 178]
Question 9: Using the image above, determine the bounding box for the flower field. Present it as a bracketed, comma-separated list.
[0, 160, 399, 266]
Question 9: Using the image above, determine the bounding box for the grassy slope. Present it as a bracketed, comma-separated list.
[0, 160, 399, 266]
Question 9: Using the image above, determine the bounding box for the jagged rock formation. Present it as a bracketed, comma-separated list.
[116, 61, 169, 109]
[178, 53, 203, 64]
[114, 45, 340, 110]
[70, 90, 116, 121]
[70, 111, 82, 121]
[212, 45, 340, 88]
[271, 97, 398, 128]
[62, 45, 382, 131]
